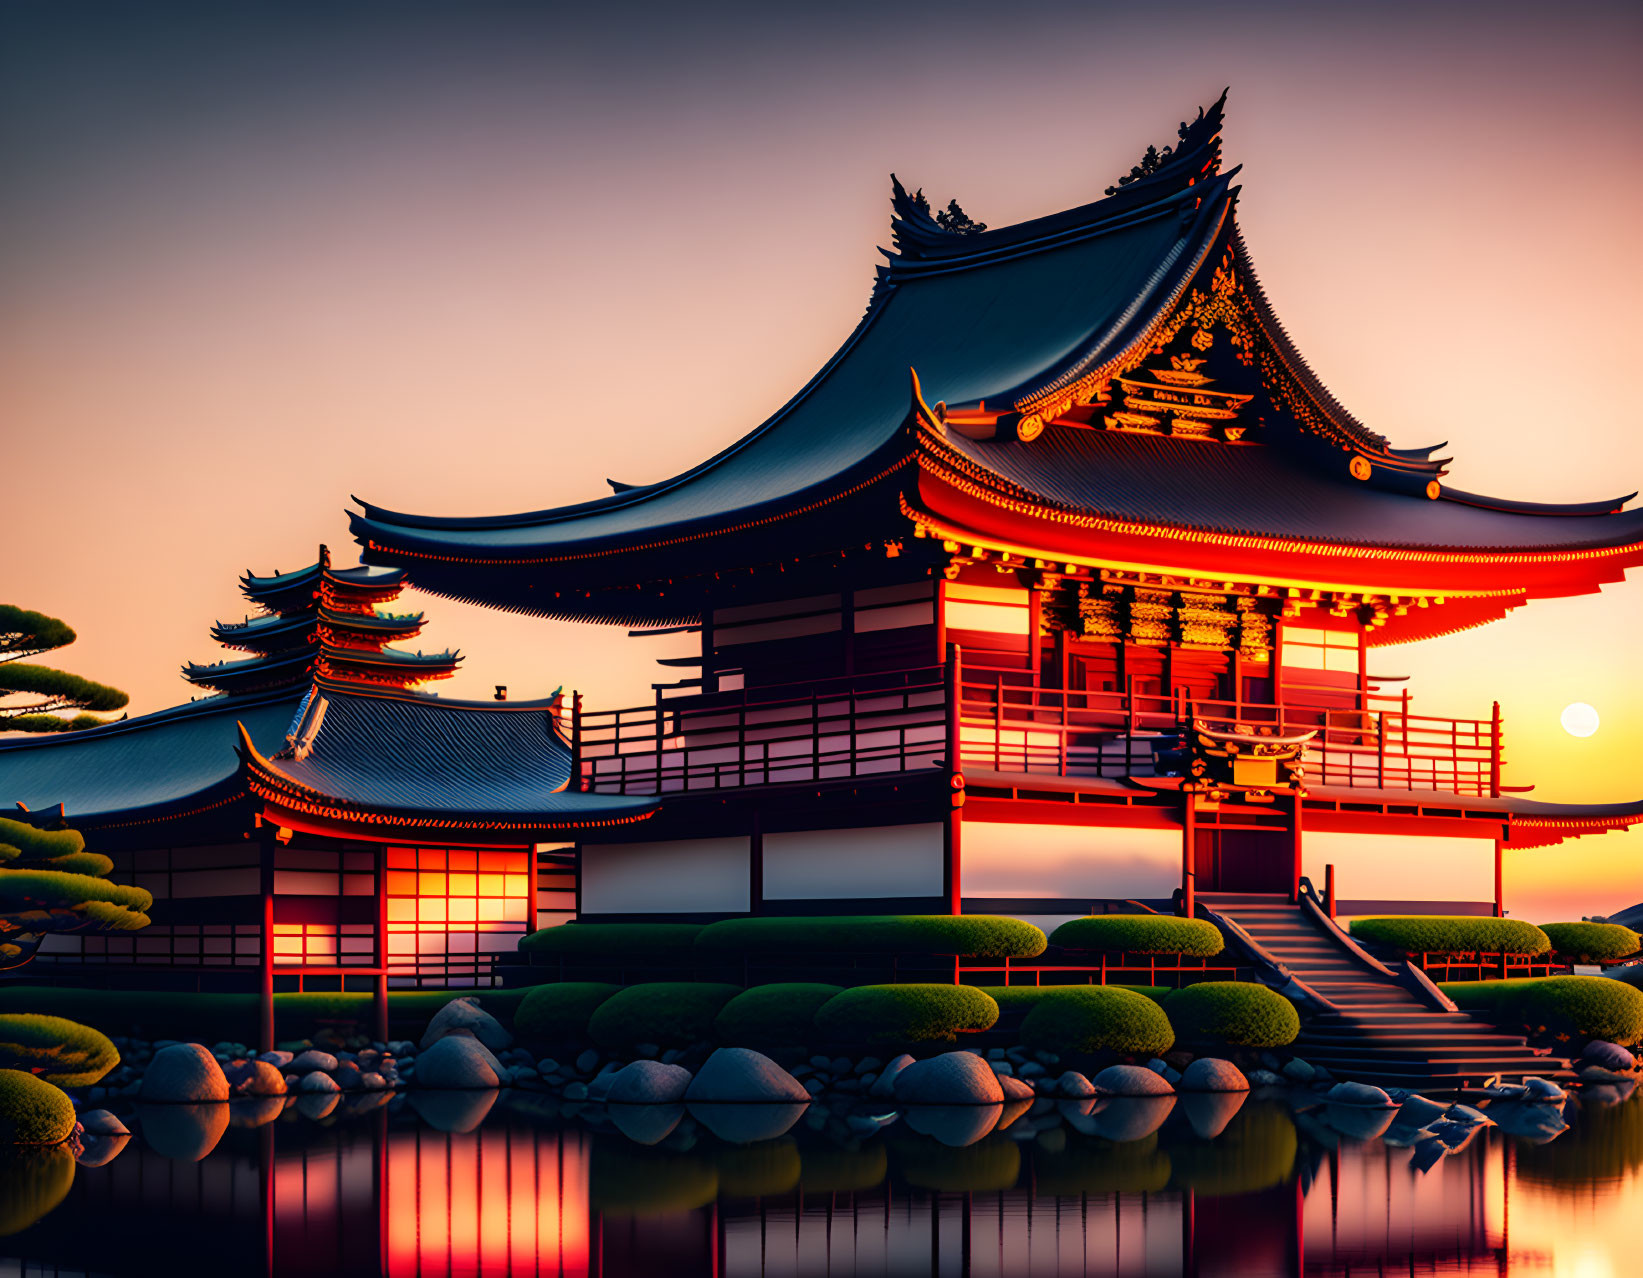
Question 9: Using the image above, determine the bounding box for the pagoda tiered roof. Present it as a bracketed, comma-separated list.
[351, 92, 1643, 641]
[184, 544, 457, 695]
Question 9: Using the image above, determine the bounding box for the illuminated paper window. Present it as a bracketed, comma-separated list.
[1281, 626, 1360, 673]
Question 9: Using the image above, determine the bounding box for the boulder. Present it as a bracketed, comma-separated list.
[1092, 1096, 1176, 1142]
[1053, 1071, 1097, 1098]
[1246, 1069, 1283, 1087]
[415, 1036, 505, 1090]
[359, 1072, 388, 1091]
[1326, 1103, 1396, 1142]
[574, 1048, 601, 1074]
[688, 1101, 807, 1144]
[289, 1050, 339, 1075]
[1394, 1094, 1447, 1129]
[998, 1074, 1035, 1101]
[1093, 1065, 1174, 1097]
[892, 1052, 1005, 1106]
[334, 1062, 364, 1091]
[75, 1134, 130, 1167]
[868, 1054, 915, 1099]
[256, 1050, 293, 1068]
[1523, 1077, 1567, 1102]
[1328, 1081, 1394, 1108]
[421, 997, 512, 1054]
[1443, 1103, 1493, 1127]
[297, 1072, 341, 1094]
[139, 1044, 230, 1103]
[608, 1102, 685, 1146]
[295, 1092, 340, 1122]
[1281, 1058, 1316, 1084]
[1179, 1059, 1249, 1094]
[684, 1049, 810, 1103]
[77, 1109, 129, 1136]
[607, 1060, 693, 1105]
[1582, 1040, 1637, 1072]
[233, 1061, 288, 1097]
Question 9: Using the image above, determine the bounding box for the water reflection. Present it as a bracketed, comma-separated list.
[0, 1089, 1638, 1276]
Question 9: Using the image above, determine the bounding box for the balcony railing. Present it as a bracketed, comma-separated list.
[958, 669, 1504, 797]
[577, 658, 1506, 799]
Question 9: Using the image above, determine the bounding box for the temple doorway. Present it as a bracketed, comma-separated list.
[1193, 828, 1292, 893]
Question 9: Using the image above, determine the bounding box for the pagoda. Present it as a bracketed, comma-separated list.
[348, 91, 1643, 956]
[0, 551, 652, 1047]
[181, 545, 460, 695]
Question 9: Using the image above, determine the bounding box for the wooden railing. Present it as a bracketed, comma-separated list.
[957, 665, 1503, 797]
[578, 659, 1506, 798]
[577, 666, 947, 794]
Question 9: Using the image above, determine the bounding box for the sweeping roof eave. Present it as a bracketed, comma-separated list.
[182, 646, 316, 691]
[0, 688, 304, 827]
[909, 429, 1643, 595]
[350, 140, 1240, 571]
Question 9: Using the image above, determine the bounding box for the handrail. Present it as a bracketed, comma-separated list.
[1296, 879, 1398, 977]
[580, 659, 1505, 798]
[1195, 903, 1339, 1014]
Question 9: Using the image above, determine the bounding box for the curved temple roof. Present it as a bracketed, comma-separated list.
[0, 688, 304, 825]
[242, 680, 654, 831]
[352, 93, 1642, 620]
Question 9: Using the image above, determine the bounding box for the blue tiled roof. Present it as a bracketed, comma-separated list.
[255, 681, 653, 823]
[0, 690, 304, 822]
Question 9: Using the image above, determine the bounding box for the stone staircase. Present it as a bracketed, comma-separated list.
[1197, 892, 1573, 1092]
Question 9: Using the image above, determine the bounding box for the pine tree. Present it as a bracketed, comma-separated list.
[0, 606, 128, 733]
[0, 819, 152, 970]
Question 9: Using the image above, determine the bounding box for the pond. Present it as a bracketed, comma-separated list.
[2, 1086, 1639, 1276]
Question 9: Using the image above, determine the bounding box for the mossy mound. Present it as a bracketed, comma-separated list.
[714, 984, 844, 1051]
[587, 983, 742, 1051]
[1164, 982, 1299, 1049]
[695, 915, 1046, 959]
[1019, 986, 1174, 1056]
[0, 1014, 119, 1087]
[520, 923, 704, 958]
[1349, 916, 1550, 956]
[1050, 915, 1224, 957]
[812, 984, 998, 1046]
[0, 1070, 76, 1145]
[1440, 976, 1643, 1046]
[1541, 923, 1642, 964]
[514, 983, 620, 1044]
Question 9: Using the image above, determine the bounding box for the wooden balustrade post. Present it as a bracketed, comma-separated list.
[1490, 701, 1502, 799]
[570, 691, 584, 791]
[1181, 791, 1197, 920]
[1324, 863, 1336, 919]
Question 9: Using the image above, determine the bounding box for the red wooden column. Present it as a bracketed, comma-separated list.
[944, 642, 963, 916]
[373, 840, 389, 1044]
[1181, 791, 1197, 918]
[257, 823, 275, 1054]
[1494, 837, 1505, 918]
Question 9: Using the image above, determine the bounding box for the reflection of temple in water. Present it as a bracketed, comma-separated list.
[4, 1102, 1582, 1278]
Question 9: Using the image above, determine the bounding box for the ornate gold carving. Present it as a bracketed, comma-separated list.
[1176, 591, 1237, 649]
[1185, 719, 1313, 803]
[1128, 589, 1174, 646]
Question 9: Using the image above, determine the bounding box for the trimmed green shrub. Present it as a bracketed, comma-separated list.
[1019, 987, 1174, 1056]
[588, 983, 742, 1051]
[0, 1015, 118, 1087]
[1440, 976, 1643, 1045]
[977, 985, 1169, 1012]
[714, 984, 844, 1050]
[694, 916, 1047, 959]
[813, 984, 999, 1046]
[1168, 1101, 1298, 1196]
[0, 1071, 75, 1144]
[515, 984, 621, 1043]
[1542, 922, 1642, 964]
[1165, 982, 1299, 1049]
[1050, 915, 1224, 957]
[1349, 916, 1550, 956]
[520, 923, 704, 958]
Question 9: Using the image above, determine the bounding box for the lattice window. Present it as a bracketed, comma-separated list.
[1281, 626, 1360, 673]
[384, 845, 532, 984]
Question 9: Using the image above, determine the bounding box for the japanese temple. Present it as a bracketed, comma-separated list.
[0, 550, 652, 1037]
[4, 95, 1643, 1044]
[349, 92, 1643, 933]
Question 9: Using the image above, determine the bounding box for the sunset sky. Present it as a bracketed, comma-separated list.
[3, 0, 1639, 919]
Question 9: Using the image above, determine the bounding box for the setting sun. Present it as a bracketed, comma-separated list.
[1561, 702, 1601, 738]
